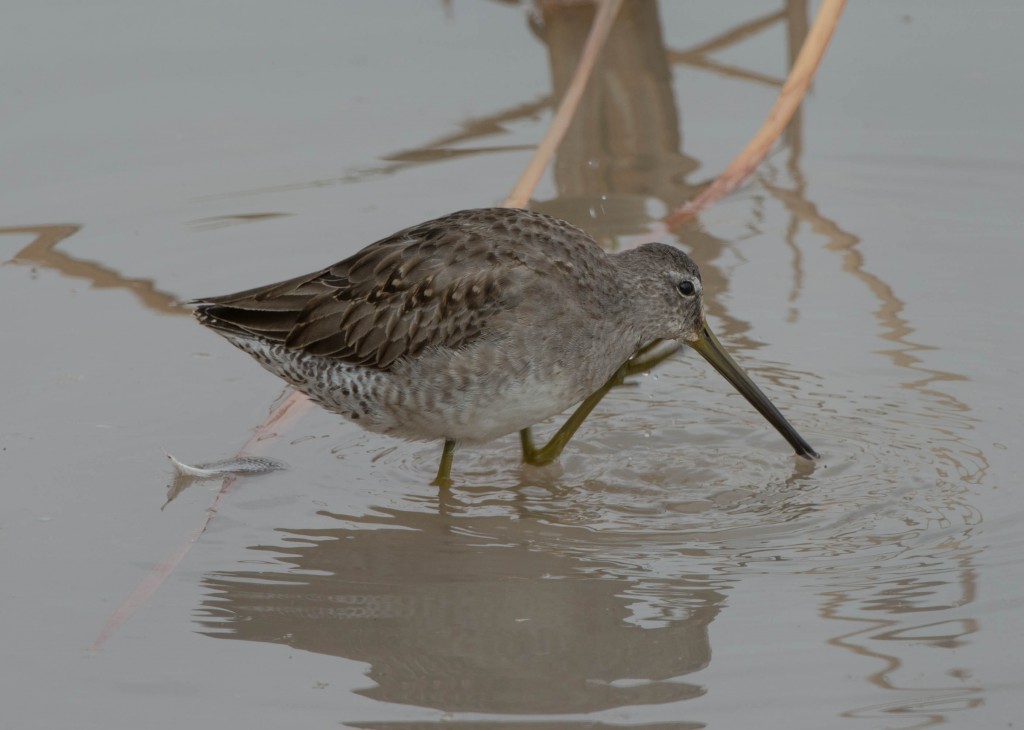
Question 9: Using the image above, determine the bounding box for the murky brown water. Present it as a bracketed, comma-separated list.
[3, 2, 1022, 728]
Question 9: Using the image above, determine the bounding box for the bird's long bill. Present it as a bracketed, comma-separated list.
[689, 323, 819, 459]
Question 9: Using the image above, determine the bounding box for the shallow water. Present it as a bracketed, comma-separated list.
[3, 2, 1022, 728]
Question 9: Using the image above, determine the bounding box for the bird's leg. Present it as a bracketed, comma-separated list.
[520, 381, 617, 466]
[432, 439, 456, 488]
[520, 341, 681, 466]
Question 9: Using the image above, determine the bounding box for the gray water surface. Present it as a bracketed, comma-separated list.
[2, 2, 1022, 728]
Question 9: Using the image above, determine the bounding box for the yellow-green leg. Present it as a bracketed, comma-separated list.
[520, 340, 680, 465]
[432, 438, 456, 488]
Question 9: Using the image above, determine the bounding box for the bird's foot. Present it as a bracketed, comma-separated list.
[520, 427, 560, 466]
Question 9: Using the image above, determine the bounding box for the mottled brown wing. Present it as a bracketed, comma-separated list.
[193, 209, 579, 370]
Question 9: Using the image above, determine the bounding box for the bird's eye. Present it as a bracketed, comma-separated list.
[677, 280, 696, 297]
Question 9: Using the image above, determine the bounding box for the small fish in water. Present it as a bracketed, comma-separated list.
[162, 451, 287, 507]
[164, 451, 288, 478]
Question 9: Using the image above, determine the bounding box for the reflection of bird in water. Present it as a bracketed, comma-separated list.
[193, 208, 816, 486]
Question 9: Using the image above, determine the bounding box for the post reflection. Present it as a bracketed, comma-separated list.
[531, 0, 701, 228]
[821, 552, 984, 726]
